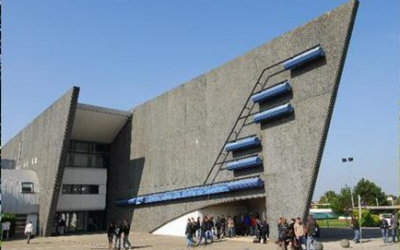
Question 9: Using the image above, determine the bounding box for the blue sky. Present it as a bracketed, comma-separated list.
[3, 0, 399, 200]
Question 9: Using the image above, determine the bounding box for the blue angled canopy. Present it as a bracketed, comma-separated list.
[283, 46, 325, 70]
[225, 136, 261, 152]
[227, 156, 262, 171]
[251, 81, 291, 103]
[116, 177, 264, 206]
[253, 103, 293, 123]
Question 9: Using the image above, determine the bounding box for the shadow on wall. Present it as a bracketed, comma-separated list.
[260, 112, 296, 130]
[290, 57, 327, 79]
[105, 119, 146, 228]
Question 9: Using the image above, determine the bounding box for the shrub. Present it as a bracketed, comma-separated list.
[352, 210, 376, 227]
[1, 213, 17, 237]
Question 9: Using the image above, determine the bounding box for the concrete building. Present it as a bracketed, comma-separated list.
[1, 0, 358, 238]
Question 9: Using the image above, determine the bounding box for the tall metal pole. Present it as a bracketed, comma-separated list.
[358, 195, 362, 245]
[342, 158, 355, 209]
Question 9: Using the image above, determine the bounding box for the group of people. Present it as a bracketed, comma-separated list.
[184, 214, 320, 250]
[378, 214, 399, 244]
[276, 215, 320, 250]
[107, 221, 132, 250]
[184, 214, 270, 247]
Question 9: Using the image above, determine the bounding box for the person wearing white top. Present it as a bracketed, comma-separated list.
[24, 221, 33, 244]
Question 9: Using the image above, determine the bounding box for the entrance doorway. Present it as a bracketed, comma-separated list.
[55, 211, 104, 234]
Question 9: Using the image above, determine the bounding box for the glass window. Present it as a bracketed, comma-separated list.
[62, 185, 72, 194]
[94, 144, 108, 153]
[90, 155, 104, 168]
[65, 153, 72, 167]
[73, 153, 89, 167]
[75, 141, 90, 153]
[71, 185, 81, 194]
[89, 185, 99, 194]
[21, 182, 34, 193]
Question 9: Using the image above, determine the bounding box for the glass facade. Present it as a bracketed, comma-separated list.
[55, 211, 104, 233]
[65, 140, 110, 168]
[62, 185, 99, 194]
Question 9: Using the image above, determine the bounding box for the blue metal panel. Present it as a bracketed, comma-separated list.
[283, 47, 325, 70]
[225, 136, 261, 152]
[251, 81, 291, 103]
[253, 103, 293, 123]
[116, 177, 264, 206]
[136, 197, 145, 204]
[227, 177, 264, 191]
[227, 156, 262, 171]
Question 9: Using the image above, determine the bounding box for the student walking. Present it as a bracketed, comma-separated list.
[123, 221, 132, 250]
[256, 218, 269, 244]
[197, 217, 209, 245]
[185, 218, 194, 248]
[114, 222, 123, 250]
[107, 222, 115, 250]
[227, 216, 235, 238]
[379, 216, 389, 243]
[24, 221, 33, 244]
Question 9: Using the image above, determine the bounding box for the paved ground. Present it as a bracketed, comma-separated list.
[2, 231, 399, 250]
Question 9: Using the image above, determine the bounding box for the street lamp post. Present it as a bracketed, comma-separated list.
[342, 157, 355, 209]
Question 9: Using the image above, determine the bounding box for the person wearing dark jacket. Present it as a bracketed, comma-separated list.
[185, 218, 194, 248]
[114, 222, 123, 250]
[197, 217, 209, 245]
[256, 219, 269, 244]
[215, 217, 222, 239]
[122, 221, 132, 250]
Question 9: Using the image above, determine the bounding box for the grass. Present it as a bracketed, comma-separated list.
[317, 219, 350, 228]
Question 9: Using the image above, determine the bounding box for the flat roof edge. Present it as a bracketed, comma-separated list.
[77, 103, 132, 117]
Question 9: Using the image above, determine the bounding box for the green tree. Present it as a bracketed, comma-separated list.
[331, 186, 353, 215]
[353, 178, 387, 206]
[319, 190, 338, 204]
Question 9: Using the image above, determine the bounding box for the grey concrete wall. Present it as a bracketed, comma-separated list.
[1, 87, 79, 236]
[108, 0, 358, 237]
[1, 170, 40, 215]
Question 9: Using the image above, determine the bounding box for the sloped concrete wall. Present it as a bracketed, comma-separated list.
[2, 87, 79, 236]
[108, 1, 358, 238]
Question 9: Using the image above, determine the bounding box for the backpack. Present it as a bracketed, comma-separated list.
[309, 223, 320, 237]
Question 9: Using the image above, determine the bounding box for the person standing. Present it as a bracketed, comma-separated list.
[250, 215, 257, 236]
[59, 218, 66, 235]
[123, 221, 132, 250]
[277, 217, 289, 250]
[305, 215, 319, 250]
[390, 214, 399, 243]
[24, 221, 33, 244]
[107, 222, 115, 250]
[215, 216, 222, 239]
[220, 215, 226, 238]
[379, 215, 389, 243]
[227, 216, 235, 238]
[350, 216, 360, 244]
[294, 217, 306, 250]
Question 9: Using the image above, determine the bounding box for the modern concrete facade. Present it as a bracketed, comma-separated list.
[2, 0, 358, 238]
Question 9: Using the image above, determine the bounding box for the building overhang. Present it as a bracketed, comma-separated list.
[71, 103, 132, 144]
